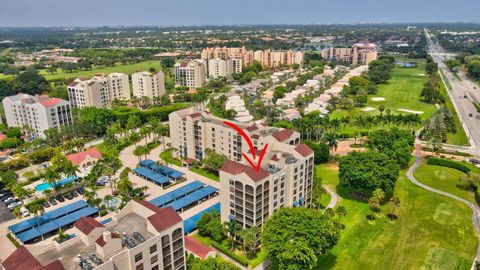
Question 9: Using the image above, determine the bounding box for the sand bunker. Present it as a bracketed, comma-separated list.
[362, 107, 376, 112]
[418, 73, 425, 76]
[371, 97, 386, 101]
[398, 108, 424, 114]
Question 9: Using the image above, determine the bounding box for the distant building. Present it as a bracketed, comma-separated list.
[201, 47, 303, 68]
[174, 60, 207, 89]
[208, 58, 228, 78]
[2, 94, 72, 138]
[68, 73, 130, 108]
[132, 71, 166, 99]
[321, 41, 378, 65]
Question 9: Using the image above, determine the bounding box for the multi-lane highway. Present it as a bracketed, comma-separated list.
[425, 29, 480, 157]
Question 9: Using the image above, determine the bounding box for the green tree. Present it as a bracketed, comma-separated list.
[238, 226, 260, 259]
[196, 211, 224, 243]
[304, 141, 330, 164]
[224, 219, 240, 250]
[262, 207, 341, 270]
[389, 197, 401, 221]
[202, 148, 228, 172]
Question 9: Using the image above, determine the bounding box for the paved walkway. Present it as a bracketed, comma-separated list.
[408, 144, 480, 264]
[323, 185, 339, 209]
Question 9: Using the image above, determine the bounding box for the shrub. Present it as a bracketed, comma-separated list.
[26, 147, 56, 164]
[99, 209, 108, 217]
[211, 241, 249, 266]
[427, 157, 471, 174]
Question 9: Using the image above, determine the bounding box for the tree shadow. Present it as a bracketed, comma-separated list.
[366, 214, 376, 221]
[386, 214, 398, 221]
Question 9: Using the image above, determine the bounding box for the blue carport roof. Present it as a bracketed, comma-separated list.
[16, 228, 41, 243]
[150, 173, 171, 185]
[69, 206, 98, 220]
[45, 207, 67, 220]
[36, 220, 59, 234]
[54, 215, 76, 227]
[8, 218, 37, 234]
[183, 203, 220, 234]
[140, 159, 156, 167]
[150, 194, 175, 207]
[62, 200, 89, 213]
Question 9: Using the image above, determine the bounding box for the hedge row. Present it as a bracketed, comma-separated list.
[211, 241, 249, 267]
[475, 189, 480, 207]
[427, 157, 471, 174]
[112, 103, 191, 125]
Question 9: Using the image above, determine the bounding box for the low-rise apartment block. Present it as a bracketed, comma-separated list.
[132, 71, 166, 99]
[174, 60, 207, 89]
[321, 41, 378, 65]
[68, 73, 130, 108]
[1, 200, 186, 270]
[2, 94, 72, 138]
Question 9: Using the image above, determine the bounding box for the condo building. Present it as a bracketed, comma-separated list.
[68, 73, 130, 108]
[201, 47, 304, 68]
[1, 200, 186, 270]
[321, 42, 378, 65]
[174, 60, 207, 89]
[168, 108, 313, 229]
[132, 71, 166, 99]
[2, 94, 72, 138]
[208, 58, 228, 79]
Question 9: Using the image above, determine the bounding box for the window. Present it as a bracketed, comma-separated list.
[152, 266, 159, 270]
[150, 245, 157, 254]
[134, 253, 143, 262]
[151, 255, 158, 264]
[136, 263, 144, 270]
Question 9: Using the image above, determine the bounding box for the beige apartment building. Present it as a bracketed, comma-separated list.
[201, 47, 304, 68]
[1, 200, 186, 270]
[2, 94, 72, 138]
[207, 58, 242, 78]
[132, 71, 166, 99]
[174, 60, 207, 89]
[168, 108, 313, 229]
[321, 42, 378, 65]
[68, 73, 130, 108]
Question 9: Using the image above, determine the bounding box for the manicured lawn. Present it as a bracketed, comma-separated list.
[414, 159, 474, 204]
[192, 233, 267, 268]
[0, 61, 162, 81]
[314, 162, 477, 270]
[159, 149, 220, 182]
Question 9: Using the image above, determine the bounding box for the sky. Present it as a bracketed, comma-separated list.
[0, 0, 479, 27]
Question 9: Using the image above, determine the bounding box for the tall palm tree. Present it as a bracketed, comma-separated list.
[224, 219, 240, 250]
[44, 167, 60, 195]
[389, 197, 401, 221]
[323, 132, 338, 154]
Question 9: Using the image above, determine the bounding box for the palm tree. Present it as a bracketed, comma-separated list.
[30, 200, 46, 237]
[56, 228, 69, 243]
[224, 219, 240, 250]
[42, 189, 53, 200]
[323, 132, 338, 154]
[44, 167, 60, 195]
[389, 197, 401, 221]
[238, 226, 260, 259]
[133, 146, 145, 163]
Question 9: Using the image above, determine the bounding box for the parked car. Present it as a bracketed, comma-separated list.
[0, 192, 13, 199]
[3, 197, 16, 203]
[64, 193, 73, 200]
[470, 158, 480, 165]
[49, 198, 58, 205]
[71, 191, 78, 197]
[77, 188, 85, 195]
[20, 207, 30, 217]
[42, 201, 51, 208]
[7, 201, 22, 210]
[55, 195, 65, 202]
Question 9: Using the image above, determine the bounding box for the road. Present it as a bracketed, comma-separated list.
[409, 143, 480, 263]
[424, 29, 480, 157]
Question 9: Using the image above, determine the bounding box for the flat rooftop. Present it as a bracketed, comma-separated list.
[35, 213, 154, 270]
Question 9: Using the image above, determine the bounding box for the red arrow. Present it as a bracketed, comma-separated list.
[224, 121, 256, 159]
[224, 121, 269, 171]
[243, 144, 268, 172]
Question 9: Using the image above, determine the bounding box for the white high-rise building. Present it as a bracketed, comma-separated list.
[2, 94, 72, 138]
[174, 60, 207, 89]
[208, 58, 227, 78]
[67, 73, 130, 108]
[131, 71, 166, 99]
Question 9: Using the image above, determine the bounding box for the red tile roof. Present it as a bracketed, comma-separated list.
[295, 144, 314, 157]
[134, 200, 163, 213]
[220, 160, 269, 182]
[246, 125, 258, 132]
[74, 217, 104, 235]
[95, 232, 120, 247]
[35, 260, 65, 270]
[67, 81, 79, 87]
[271, 129, 295, 142]
[189, 112, 202, 118]
[40, 98, 62, 107]
[185, 236, 214, 259]
[2, 246, 42, 270]
[147, 207, 183, 232]
[66, 148, 102, 165]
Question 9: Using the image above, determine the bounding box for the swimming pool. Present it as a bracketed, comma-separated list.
[35, 175, 78, 192]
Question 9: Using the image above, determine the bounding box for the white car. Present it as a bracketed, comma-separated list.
[20, 207, 30, 217]
[3, 197, 15, 203]
[7, 201, 22, 210]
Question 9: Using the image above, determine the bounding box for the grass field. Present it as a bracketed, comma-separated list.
[414, 159, 474, 204]
[0, 60, 162, 81]
[314, 162, 477, 270]
[329, 57, 469, 145]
